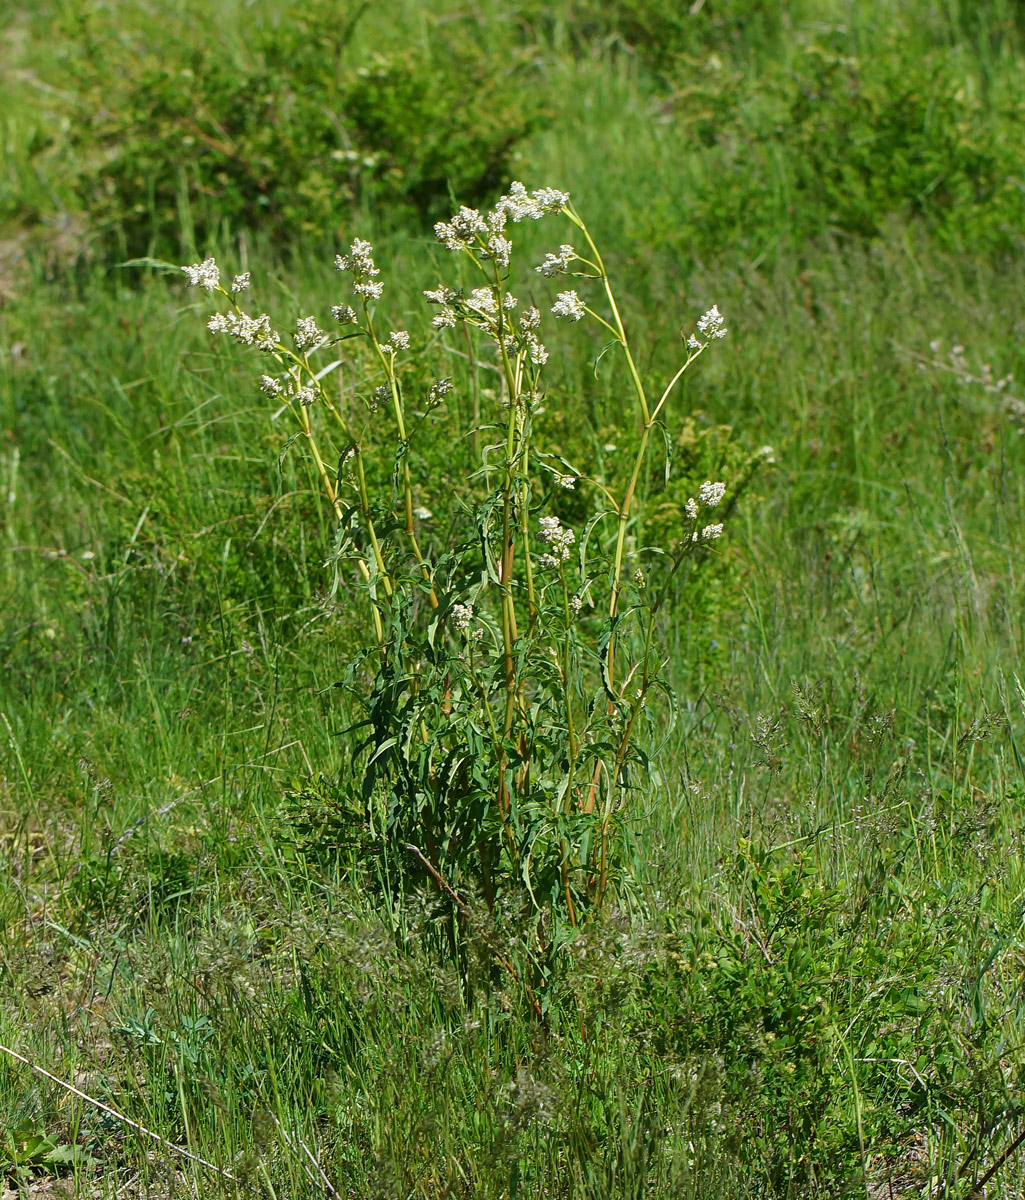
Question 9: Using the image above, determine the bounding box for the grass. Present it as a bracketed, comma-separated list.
[3, 0, 1025, 1196]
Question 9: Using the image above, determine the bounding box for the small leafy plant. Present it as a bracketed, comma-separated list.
[178, 183, 746, 985]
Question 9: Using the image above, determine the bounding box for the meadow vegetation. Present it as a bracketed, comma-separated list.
[3, 1, 1025, 1196]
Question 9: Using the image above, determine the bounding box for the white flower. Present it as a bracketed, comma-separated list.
[519, 306, 541, 331]
[215, 310, 278, 349]
[696, 304, 727, 340]
[538, 514, 575, 565]
[553, 472, 576, 489]
[536, 244, 575, 277]
[331, 304, 357, 324]
[253, 315, 279, 351]
[294, 386, 317, 406]
[701, 523, 724, 540]
[354, 280, 384, 300]
[294, 316, 326, 351]
[372, 384, 390, 408]
[431, 309, 457, 329]
[413, 506, 433, 521]
[389, 330, 410, 350]
[756, 445, 776, 464]
[182, 258, 219, 290]
[502, 293, 518, 311]
[231, 272, 251, 293]
[552, 291, 585, 321]
[482, 233, 512, 267]
[685, 498, 699, 520]
[493, 181, 569, 223]
[686, 335, 701, 350]
[699, 480, 726, 507]
[603, 443, 617, 453]
[337, 238, 379, 278]
[468, 287, 498, 316]
[633, 568, 646, 588]
[451, 602, 474, 632]
[259, 374, 284, 396]
[493, 181, 536, 222]
[434, 206, 487, 251]
[526, 335, 548, 365]
[532, 186, 570, 215]
[424, 285, 459, 306]
[569, 595, 583, 613]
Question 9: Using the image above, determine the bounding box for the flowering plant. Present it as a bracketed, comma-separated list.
[180, 183, 736, 973]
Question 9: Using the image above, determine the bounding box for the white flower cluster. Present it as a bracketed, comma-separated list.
[207, 310, 279, 351]
[259, 372, 319, 407]
[331, 304, 357, 325]
[684, 480, 726, 536]
[699, 480, 726, 507]
[182, 258, 219, 290]
[538, 514, 575, 568]
[335, 237, 383, 300]
[451, 602, 474, 632]
[536, 244, 576, 277]
[424, 285, 460, 330]
[433, 182, 570, 255]
[231, 272, 251, 294]
[696, 305, 727, 340]
[468, 287, 498, 317]
[294, 315, 326, 351]
[551, 290, 585, 321]
[424, 279, 548, 366]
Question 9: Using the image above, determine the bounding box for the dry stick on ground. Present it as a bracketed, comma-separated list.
[962, 1127, 1025, 1199]
[270, 1115, 339, 1198]
[0, 1042, 246, 1187]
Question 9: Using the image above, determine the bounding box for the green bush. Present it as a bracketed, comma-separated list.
[786, 42, 1025, 252]
[66, 2, 542, 255]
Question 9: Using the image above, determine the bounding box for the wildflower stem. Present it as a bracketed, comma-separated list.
[565, 205, 651, 426]
[363, 307, 439, 608]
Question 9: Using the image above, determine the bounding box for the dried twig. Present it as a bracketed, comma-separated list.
[0, 1042, 243, 1185]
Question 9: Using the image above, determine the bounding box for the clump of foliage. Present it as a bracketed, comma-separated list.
[60, 1, 542, 255]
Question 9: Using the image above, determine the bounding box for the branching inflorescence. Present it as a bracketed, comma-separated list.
[180, 182, 737, 974]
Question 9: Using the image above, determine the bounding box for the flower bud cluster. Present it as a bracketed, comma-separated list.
[428, 378, 453, 406]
